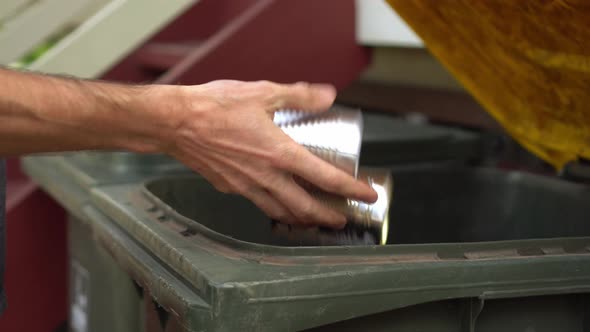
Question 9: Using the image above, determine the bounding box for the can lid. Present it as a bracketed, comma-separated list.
[376, 172, 393, 245]
[358, 168, 393, 245]
[386, 1, 590, 169]
[380, 212, 390, 245]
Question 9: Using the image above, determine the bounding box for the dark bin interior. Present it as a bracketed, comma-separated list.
[144, 167, 590, 246]
[360, 112, 483, 165]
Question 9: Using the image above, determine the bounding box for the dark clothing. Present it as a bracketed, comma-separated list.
[0, 160, 6, 313]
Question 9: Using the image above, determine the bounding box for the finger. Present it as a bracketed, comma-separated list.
[269, 82, 337, 112]
[280, 145, 378, 203]
[180, 157, 237, 194]
[242, 187, 299, 225]
[268, 174, 347, 229]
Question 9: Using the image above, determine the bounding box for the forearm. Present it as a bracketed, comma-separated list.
[0, 67, 174, 156]
[0, 70, 377, 227]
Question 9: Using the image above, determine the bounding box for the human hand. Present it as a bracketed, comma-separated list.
[157, 80, 377, 228]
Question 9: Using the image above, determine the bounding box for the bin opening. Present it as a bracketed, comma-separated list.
[144, 167, 590, 246]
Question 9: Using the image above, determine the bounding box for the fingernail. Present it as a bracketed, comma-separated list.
[369, 187, 379, 202]
[313, 84, 337, 101]
[334, 220, 347, 230]
[330, 214, 347, 229]
[358, 182, 378, 203]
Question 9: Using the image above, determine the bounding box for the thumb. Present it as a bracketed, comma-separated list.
[269, 82, 337, 114]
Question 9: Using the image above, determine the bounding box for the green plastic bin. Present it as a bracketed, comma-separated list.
[69, 216, 143, 332]
[82, 165, 590, 331]
[21, 113, 590, 332]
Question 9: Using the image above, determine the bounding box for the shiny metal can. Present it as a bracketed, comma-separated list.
[272, 167, 393, 246]
[274, 106, 363, 177]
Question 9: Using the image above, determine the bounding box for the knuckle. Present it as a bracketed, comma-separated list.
[207, 80, 233, 94]
[294, 81, 310, 88]
[232, 181, 250, 195]
[222, 177, 249, 195]
[255, 80, 277, 94]
[311, 168, 343, 192]
[271, 144, 299, 168]
[260, 173, 286, 191]
[321, 170, 342, 189]
[295, 201, 315, 220]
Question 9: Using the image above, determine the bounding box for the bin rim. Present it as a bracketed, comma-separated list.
[138, 166, 590, 264]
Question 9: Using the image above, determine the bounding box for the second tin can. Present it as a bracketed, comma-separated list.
[272, 167, 393, 246]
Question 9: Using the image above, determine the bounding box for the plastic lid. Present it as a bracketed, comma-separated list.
[386, 1, 590, 169]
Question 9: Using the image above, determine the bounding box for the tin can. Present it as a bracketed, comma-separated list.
[274, 106, 363, 177]
[272, 167, 393, 246]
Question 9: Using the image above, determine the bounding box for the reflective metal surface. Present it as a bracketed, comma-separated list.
[272, 167, 393, 246]
[274, 106, 363, 176]
[311, 167, 393, 245]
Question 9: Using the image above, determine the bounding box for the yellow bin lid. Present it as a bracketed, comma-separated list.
[386, 1, 590, 169]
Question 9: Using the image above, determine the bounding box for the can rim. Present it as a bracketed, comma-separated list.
[379, 173, 393, 245]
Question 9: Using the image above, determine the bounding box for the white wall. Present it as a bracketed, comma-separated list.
[355, 0, 423, 47]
